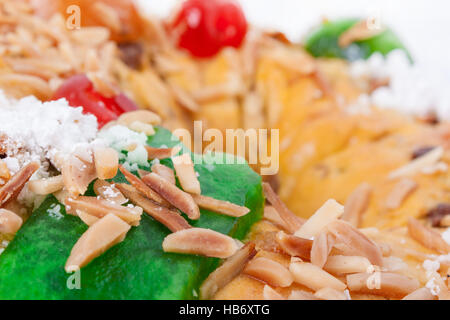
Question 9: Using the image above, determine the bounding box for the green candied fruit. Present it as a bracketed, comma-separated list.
[0, 126, 264, 299]
[304, 18, 411, 61]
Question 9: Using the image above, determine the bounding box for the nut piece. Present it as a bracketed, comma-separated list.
[128, 121, 155, 136]
[314, 287, 348, 300]
[288, 290, 318, 300]
[289, 261, 347, 292]
[0, 162, 39, 206]
[93, 179, 127, 205]
[0, 208, 23, 234]
[146, 145, 181, 160]
[0, 160, 10, 182]
[244, 257, 294, 288]
[28, 175, 64, 195]
[191, 194, 250, 217]
[323, 255, 372, 275]
[263, 285, 285, 300]
[65, 213, 131, 272]
[402, 287, 435, 300]
[295, 199, 344, 239]
[62, 155, 97, 197]
[262, 182, 304, 234]
[93, 147, 119, 180]
[263, 205, 291, 231]
[171, 154, 201, 195]
[310, 231, 333, 268]
[327, 220, 383, 266]
[389, 146, 443, 179]
[119, 166, 169, 206]
[200, 242, 257, 300]
[275, 231, 313, 260]
[385, 178, 417, 210]
[341, 183, 372, 227]
[65, 196, 142, 226]
[407, 217, 450, 254]
[338, 20, 385, 47]
[151, 163, 176, 184]
[142, 172, 200, 220]
[116, 183, 191, 232]
[117, 110, 161, 126]
[346, 272, 420, 299]
[162, 228, 239, 258]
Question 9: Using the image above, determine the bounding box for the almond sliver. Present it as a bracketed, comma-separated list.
[314, 287, 348, 300]
[65, 213, 130, 272]
[295, 199, 344, 239]
[64, 196, 142, 226]
[93, 147, 119, 180]
[117, 110, 161, 126]
[151, 163, 176, 184]
[172, 153, 201, 195]
[263, 285, 285, 300]
[0, 162, 39, 206]
[162, 227, 238, 258]
[407, 217, 450, 254]
[142, 172, 200, 220]
[275, 231, 312, 260]
[116, 183, 191, 232]
[289, 261, 347, 292]
[76, 209, 100, 226]
[385, 178, 417, 210]
[62, 155, 96, 197]
[191, 194, 250, 217]
[341, 183, 372, 227]
[402, 287, 435, 300]
[262, 182, 304, 234]
[323, 255, 372, 275]
[244, 257, 293, 287]
[200, 242, 257, 300]
[388, 146, 443, 179]
[346, 272, 420, 298]
[27, 175, 64, 195]
[0, 208, 23, 234]
[310, 231, 332, 268]
[93, 179, 127, 205]
[145, 145, 181, 160]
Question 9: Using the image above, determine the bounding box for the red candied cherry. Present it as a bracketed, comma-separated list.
[168, 0, 247, 58]
[53, 74, 138, 128]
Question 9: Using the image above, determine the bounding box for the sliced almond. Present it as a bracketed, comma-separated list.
[64, 196, 142, 226]
[311, 231, 333, 268]
[145, 145, 181, 160]
[407, 218, 450, 254]
[244, 257, 293, 287]
[289, 261, 347, 292]
[142, 172, 200, 220]
[151, 163, 176, 184]
[295, 199, 344, 239]
[323, 255, 372, 275]
[263, 205, 291, 232]
[168, 82, 200, 112]
[263, 285, 285, 300]
[93, 179, 127, 205]
[200, 242, 257, 300]
[162, 228, 238, 258]
[119, 166, 170, 206]
[191, 194, 249, 217]
[93, 147, 118, 180]
[172, 153, 201, 195]
[128, 121, 155, 136]
[327, 220, 383, 266]
[28, 175, 64, 195]
[338, 20, 385, 47]
[314, 287, 348, 300]
[389, 146, 443, 179]
[0, 162, 39, 206]
[341, 183, 372, 227]
[116, 183, 191, 232]
[262, 182, 304, 234]
[76, 210, 99, 226]
[275, 231, 313, 260]
[385, 178, 417, 210]
[0, 208, 23, 234]
[402, 287, 436, 300]
[0, 160, 10, 181]
[62, 155, 96, 197]
[346, 272, 420, 298]
[117, 110, 161, 126]
[65, 213, 131, 272]
[288, 290, 318, 300]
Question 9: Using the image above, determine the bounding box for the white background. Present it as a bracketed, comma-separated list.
[138, 0, 450, 71]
